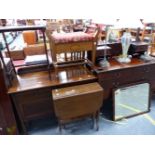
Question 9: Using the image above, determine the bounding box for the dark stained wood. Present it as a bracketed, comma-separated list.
[94, 58, 155, 100]
[97, 42, 122, 57]
[8, 65, 97, 134]
[11, 87, 54, 134]
[0, 25, 46, 32]
[128, 42, 149, 56]
[96, 41, 149, 59]
[0, 62, 18, 135]
[8, 56, 155, 133]
[8, 65, 97, 94]
[52, 82, 103, 133]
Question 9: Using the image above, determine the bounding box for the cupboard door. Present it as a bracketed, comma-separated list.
[13, 88, 55, 122]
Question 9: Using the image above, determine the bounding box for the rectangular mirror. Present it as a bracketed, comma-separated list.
[113, 82, 151, 121]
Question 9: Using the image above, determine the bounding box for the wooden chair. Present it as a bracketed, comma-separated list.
[149, 33, 155, 56]
[46, 21, 60, 33]
[141, 23, 155, 56]
[46, 25, 100, 67]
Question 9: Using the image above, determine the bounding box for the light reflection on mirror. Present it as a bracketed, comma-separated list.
[114, 82, 150, 121]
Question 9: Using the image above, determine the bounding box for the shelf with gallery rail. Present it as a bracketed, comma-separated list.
[0, 25, 51, 87]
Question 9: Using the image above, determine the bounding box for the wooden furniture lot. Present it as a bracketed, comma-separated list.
[94, 58, 155, 101]
[8, 64, 97, 134]
[52, 82, 103, 133]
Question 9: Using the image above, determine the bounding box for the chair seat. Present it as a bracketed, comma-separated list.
[51, 32, 94, 44]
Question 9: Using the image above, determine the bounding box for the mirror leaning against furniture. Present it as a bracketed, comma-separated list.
[113, 82, 151, 121]
[1, 19, 155, 135]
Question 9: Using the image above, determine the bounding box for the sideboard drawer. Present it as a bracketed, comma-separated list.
[97, 64, 155, 99]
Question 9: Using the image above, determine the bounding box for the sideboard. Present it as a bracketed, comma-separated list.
[94, 58, 155, 100]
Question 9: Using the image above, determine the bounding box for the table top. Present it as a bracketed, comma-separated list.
[8, 57, 155, 94]
[94, 57, 155, 74]
[52, 82, 103, 100]
[131, 41, 149, 46]
[8, 65, 97, 94]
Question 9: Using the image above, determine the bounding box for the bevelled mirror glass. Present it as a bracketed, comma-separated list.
[113, 82, 150, 121]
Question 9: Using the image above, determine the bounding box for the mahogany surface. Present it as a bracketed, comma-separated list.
[8, 65, 97, 134]
[8, 57, 155, 134]
[94, 58, 155, 100]
[8, 65, 97, 94]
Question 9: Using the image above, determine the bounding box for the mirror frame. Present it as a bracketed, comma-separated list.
[113, 81, 151, 121]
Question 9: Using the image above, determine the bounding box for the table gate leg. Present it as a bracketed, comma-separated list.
[96, 111, 100, 131]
